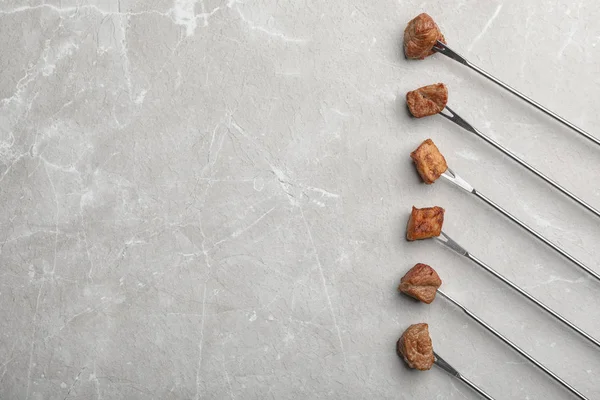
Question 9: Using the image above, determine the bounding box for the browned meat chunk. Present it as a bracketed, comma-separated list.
[406, 83, 448, 118]
[398, 263, 442, 304]
[403, 13, 445, 60]
[397, 323, 434, 370]
[406, 206, 444, 241]
[410, 139, 448, 184]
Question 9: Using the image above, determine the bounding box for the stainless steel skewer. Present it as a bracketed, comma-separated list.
[436, 231, 600, 349]
[439, 106, 600, 219]
[433, 351, 495, 400]
[436, 290, 589, 400]
[440, 168, 600, 282]
[432, 40, 600, 147]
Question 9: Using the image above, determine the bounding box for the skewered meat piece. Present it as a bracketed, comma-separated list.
[398, 263, 442, 304]
[410, 138, 448, 184]
[406, 206, 445, 241]
[397, 323, 435, 370]
[403, 13, 445, 60]
[406, 83, 448, 118]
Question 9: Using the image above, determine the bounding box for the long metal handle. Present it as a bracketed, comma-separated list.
[433, 40, 600, 147]
[440, 169, 600, 282]
[474, 190, 600, 282]
[437, 290, 589, 400]
[459, 375, 495, 400]
[439, 106, 600, 219]
[434, 351, 495, 400]
[436, 232, 600, 349]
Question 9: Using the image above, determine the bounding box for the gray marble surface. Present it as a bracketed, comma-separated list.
[1, 0, 600, 399]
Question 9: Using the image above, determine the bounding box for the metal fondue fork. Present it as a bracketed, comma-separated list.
[438, 166, 600, 282]
[436, 290, 589, 400]
[432, 40, 599, 147]
[435, 231, 600, 350]
[438, 106, 600, 220]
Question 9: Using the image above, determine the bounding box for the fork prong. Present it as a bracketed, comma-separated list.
[433, 40, 468, 64]
[433, 351, 495, 400]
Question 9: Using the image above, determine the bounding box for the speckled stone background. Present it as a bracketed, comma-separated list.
[1, 1, 599, 399]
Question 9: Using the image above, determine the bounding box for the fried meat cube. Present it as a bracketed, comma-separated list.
[406, 206, 444, 241]
[398, 263, 442, 304]
[410, 138, 448, 184]
[406, 83, 448, 118]
[397, 323, 435, 370]
[403, 13, 445, 60]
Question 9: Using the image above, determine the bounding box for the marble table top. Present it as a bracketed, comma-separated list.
[1, 0, 599, 398]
